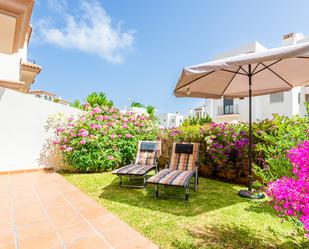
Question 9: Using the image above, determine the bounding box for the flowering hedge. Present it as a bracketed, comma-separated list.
[158, 123, 250, 181]
[52, 106, 158, 172]
[158, 115, 308, 183]
[267, 140, 309, 238]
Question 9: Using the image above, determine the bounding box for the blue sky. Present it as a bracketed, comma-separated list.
[30, 0, 309, 114]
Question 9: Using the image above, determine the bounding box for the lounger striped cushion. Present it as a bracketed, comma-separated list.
[112, 141, 161, 175]
[112, 164, 155, 175]
[169, 142, 199, 170]
[147, 169, 195, 187]
[135, 141, 161, 166]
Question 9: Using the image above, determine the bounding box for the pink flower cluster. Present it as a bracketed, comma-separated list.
[90, 123, 102, 130]
[207, 123, 248, 164]
[267, 140, 309, 238]
[78, 128, 89, 137]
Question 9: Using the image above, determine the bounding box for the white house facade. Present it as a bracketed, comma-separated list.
[0, 0, 41, 93]
[190, 33, 309, 123]
[158, 113, 184, 128]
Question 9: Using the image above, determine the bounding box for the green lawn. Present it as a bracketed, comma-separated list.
[63, 173, 308, 249]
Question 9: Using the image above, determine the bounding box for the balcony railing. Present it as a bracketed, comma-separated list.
[217, 104, 239, 115]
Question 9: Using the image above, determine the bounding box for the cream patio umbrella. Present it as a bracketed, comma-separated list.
[174, 42, 309, 198]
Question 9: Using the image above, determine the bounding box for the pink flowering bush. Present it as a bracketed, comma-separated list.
[52, 106, 158, 172]
[158, 123, 250, 181]
[158, 115, 308, 183]
[204, 123, 250, 180]
[267, 140, 309, 238]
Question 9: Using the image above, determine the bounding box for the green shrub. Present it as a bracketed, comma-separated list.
[182, 114, 212, 127]
[52, 106, 158, 172]
[253, 115, 308, 185]
[158, 115, 308, 185]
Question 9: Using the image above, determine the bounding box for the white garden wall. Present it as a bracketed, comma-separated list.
[0, 88, 80, 171]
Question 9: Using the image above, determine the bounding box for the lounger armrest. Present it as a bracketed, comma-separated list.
[154, 157, 159, 172]
[195, 161, 200, 171]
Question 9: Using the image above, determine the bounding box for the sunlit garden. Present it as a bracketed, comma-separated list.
[46, 92, 309, 249]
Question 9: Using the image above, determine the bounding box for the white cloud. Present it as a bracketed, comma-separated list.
[36, 0, 135, 63]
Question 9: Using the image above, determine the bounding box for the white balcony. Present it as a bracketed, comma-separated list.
[217, 104, 239, 116]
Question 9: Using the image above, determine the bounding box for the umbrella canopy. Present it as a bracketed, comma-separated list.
[174, 42, 309, 98]
[173, 42, 309, 198]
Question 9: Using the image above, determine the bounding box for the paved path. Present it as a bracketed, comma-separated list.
[0, 170, 158, 249]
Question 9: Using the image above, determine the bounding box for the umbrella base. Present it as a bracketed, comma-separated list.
[238, 190, 265, 199]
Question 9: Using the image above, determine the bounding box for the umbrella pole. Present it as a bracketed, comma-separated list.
[238, 64, 264, 199]
[248, 64, 253, 192]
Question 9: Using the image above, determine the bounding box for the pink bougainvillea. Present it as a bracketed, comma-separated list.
[52, 106, 158, 172]
[125, 133, 133, 138]
[267, 140, 309, 238]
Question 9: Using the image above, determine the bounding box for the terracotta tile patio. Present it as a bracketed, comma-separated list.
[0, 170, 158, 249]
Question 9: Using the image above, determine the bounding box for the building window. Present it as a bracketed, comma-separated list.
[223, 97, 234, 114]
[270, 92, 284, 103]
[298, 93, 301, 104]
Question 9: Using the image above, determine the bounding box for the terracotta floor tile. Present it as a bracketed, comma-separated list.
[44, 198, 72, 212]
[79, 207, 109, 220]
[41, 196, 67, 208]
[0, 215, 13, 230]
[58, 222, 95, 245]
[0, 171, 157, 249]
[15, 202, 42, 214]
[66, 235, 110, 249]
[0, 191, 9, 197]
[0, 243, 16, 249]
[0, 228, 15, 246]
[73, 200, 101, 212]
[13, 195, 37, 204]
[116, 236, 158, 249]
[0, 201, 11, 211]
[19, 232, 62, 249]
[89, 215, 124, 232]
[57, 185, 79, 193]
[11, 185, 32, 192]
[65, 193, 93, 204]
[100, 224, 140, 247]
[49, 210, 84, 230]
[46, 205, 75, 216]
[15, 210, 48, 226]
[39, 193, 63, 202]
[36, 187, 58, 196]
[17, 220, 54, 240]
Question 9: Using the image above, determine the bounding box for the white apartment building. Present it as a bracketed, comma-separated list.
[29, 90, 57, 101]
[28, 90, 71, 105]
[158, 113, 184, 128]
[190, 34, 309, 123]
[0, 0, 41, 93]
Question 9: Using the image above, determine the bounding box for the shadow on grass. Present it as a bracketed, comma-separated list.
[245, 200, 278, 216]
[98, 176, 247, 217]
[172, 223, 309, 249]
